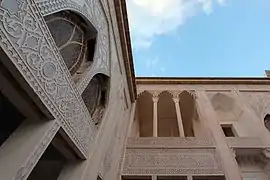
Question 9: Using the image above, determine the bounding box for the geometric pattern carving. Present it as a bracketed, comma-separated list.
[45, 11, 88, 75]
[81, 74, 108, 126]
[0, 0, 96, 158]
[36, 0, 111, 93]
[241, 92, 270, 121]
[122, 148, 223, 175]
[127, 137, 215, 149]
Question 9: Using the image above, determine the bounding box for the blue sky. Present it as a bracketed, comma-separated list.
[126, 0, 270, 77]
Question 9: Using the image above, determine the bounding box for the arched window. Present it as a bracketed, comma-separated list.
[81, 74, 109, 127]
[264, 114, 270, 132]
[45, 11, 97, 79]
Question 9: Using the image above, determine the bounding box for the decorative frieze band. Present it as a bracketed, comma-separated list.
[126, 137, 214, 149]
[122, 148, 223, 175]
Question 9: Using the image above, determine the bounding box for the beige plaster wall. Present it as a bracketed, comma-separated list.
[129, 110, 140, 137]
[193, 118, 207, 137]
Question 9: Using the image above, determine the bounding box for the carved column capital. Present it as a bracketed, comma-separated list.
[152, 96, 159, 103]
[172, 97, 179, 104]
[263, 148, 270, 159]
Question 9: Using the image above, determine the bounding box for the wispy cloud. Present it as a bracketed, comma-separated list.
[142, 57, 166, 76]
[217, 0, 227, 5]
[127, 0, 228, 49]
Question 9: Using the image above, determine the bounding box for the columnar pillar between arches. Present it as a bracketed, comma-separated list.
[152, 96, 159, 137]
[172, 96, 185, 137]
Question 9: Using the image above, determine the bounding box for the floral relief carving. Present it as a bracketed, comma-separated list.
[241, 92, 270, 120]
[127, 137, 214, 149]
[0, 0, 97, 157]
[36, 0, 111, 94]
[122, 148, 223, 175]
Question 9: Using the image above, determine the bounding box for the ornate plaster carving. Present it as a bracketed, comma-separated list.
[240, 92, 270, 121]
[0, 0, 96, 157]
[126, 137, 214, 149]
[36, 0, 111, 94]
[122, 148, 223, 175]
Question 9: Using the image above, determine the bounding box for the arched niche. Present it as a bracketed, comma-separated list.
[45, 11, 97, 80]
[179, 91, 196, 137]
[264, 114, 270, 132]
[136, 91, 153, 137]
[81, 74, 109, 127]
[157, 91, 179, 137]
[210, 93, 243, 122]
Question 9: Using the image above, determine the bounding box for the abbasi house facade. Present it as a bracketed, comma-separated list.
[0, 0, 270, 180]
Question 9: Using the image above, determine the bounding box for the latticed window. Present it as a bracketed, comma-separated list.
[45, 11, 96, 76]
[264, 114, 270, 132]
[81, 74, 109, 126]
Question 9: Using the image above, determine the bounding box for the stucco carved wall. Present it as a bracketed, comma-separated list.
[0, 0, 99, 158]
[0, 0, 131, 163]
[0, 0, 133, 179]
[240, 92, 270, 121]
[36, 0, 111, 94]
[127, 137, 214, 148]
[122, 148, 223, 175]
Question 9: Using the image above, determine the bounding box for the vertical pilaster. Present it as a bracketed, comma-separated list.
[172, 96, 185, 137]
[152, 96, 159, 137]
[0, 120, 59, 180]
[195, 90, 242, 180]
[152, 175, 157, 180]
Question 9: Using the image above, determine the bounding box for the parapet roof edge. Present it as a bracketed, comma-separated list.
[136, 77, 270, 85]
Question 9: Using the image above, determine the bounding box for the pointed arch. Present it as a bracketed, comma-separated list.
[157, 91, 179, 137]
[135, 91, 153, 137]
[137, 90, 152, 98]
[179, 91, 196, 137]
[210, 93, 243, 122]
[81, 73, 109, 127]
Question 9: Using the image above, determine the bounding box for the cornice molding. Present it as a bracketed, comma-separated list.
[114, 0, 136, 102]
[136, 77, 270, 85]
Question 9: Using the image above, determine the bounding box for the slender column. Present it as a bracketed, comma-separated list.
[0, 120, 59, 180]
[152, 175, 157, 180]
[152, 96, 159, 137]
[187, 175, 193, 180]
[173, 96, 185, 137]
[195, 90, 242, 180]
